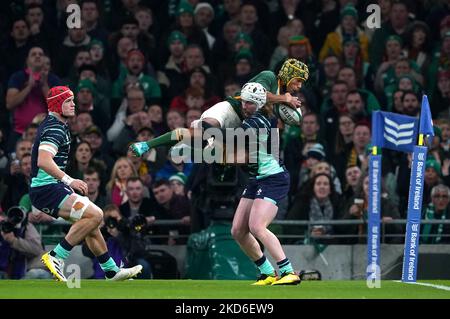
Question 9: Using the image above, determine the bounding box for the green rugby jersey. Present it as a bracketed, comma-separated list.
[30, 113, 71, 187]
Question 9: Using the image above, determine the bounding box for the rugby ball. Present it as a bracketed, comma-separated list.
[273, 104, 303, 126]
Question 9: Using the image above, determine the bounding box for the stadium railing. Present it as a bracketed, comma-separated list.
[35, 218, 450, 243]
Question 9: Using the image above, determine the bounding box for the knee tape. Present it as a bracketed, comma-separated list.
[69, 195, 90, 221]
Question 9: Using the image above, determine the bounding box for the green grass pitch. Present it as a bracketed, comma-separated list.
[0, 280, 449, 299]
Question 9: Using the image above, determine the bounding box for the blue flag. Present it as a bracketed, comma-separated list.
[419, 95, 434, 138]
[372, 111, 418, 153]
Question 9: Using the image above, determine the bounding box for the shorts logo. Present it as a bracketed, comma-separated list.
[42, 208, 54, 215]
[242, 188, 247, 195]
[256, 188, 262, 196]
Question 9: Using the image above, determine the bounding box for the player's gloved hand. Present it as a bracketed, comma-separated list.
[129, 142, 149, 157]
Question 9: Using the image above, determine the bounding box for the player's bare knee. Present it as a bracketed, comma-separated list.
[84, 205, 103, 226]
[231, 226, 246, 240]
[249, 223, 265, 238]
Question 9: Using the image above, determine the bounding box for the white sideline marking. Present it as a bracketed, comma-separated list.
[394, 280, 450, 291]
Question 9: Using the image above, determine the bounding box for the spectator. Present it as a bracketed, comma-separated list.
[338, 173, 403, 244]
[106, 157, 138, 206]
[370, 0, 410, 70]
[334, 113, 356, 158]
[1, 153, 31, 209]
[25, 4, 55, 55]
[269, 26, 294, 71]
[401, 90, 420, 117]
[309, 0, 340, 56]
[421, 184, 450, 244]
[319, 4, 369, 63]
[108, 86, 152, 155]
[65, 141, 106, 183]
[158, 30, 188, 103]
[392, 89, 405, 114]
[81, 125, 115, 176]
[186, 109, 201, 128]
[147, 104, 169, 136]
[169, 172, 187, 197]
[3, 19, 34, 80]
[88, 40, 111, 84]
[284, 112, 326, 197]
[335, 122, 371, 185]
[166, 110, 186, 131]
[344, 90, 370, 124]
[126, 141, 152, 188]
[423, 159, 444, 207]
[170, 86, 207, 113]
[6, 46, 60, 151]
[112, 48, 161, 105]
[81, 0, 109, 46]
[340, 38, 374, 91]
[322, 81, 349, 146]
[428, 31, 450, 103]
[287, 173, 340, 244]
[170, 1, 210, 60]
[119, 177, 155, 221]
[22, 123, 39, 143]
[211, 20, 241, 77]
[238, 3, 271, 66]
[151, 179, 191, 245]
[56, 20, 91, 78]
[431, 70, 450, 118]
[337, 66, 380, 113]
[133, 127, 168, 179]
[75, 79, 111, 133]
[232, 48, 257, 86]
[83, 166, 107, 209]
[297, 143, 327, 191]
[341, 165, 362, 203]
[194, 2, 216, 50]
[403, 21, 432, 75]
[317, 55, 341, 99]
[108, 36, 136, 84]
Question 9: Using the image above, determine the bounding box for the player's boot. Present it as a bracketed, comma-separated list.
[271, 272, 301, 286]
[129, 142, 149, 157]
[106, 265, 143, 281]
[41, 252, 67, 282]
[251, 273, 278, 286]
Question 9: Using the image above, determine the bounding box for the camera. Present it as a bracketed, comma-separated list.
[104, 216, 130, 233]
[105, 216, 118, 229]
[0, 206, 25, 233]
[130, 215, 147, 233]
[104, 215, 148, 233]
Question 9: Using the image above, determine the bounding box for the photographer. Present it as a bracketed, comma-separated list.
[0, 206, 51, 279]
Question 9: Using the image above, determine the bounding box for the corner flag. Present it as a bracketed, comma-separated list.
[372, 111, 418, 153]
[418, 95, 434, 145]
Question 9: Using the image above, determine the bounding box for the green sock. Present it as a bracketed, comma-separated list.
[277, 258, 294, 274]
[255, 256, 275, 276]
[100, 257, 120, 273]
[52, 244, 71, 260]
[147, 130, 182, 148]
